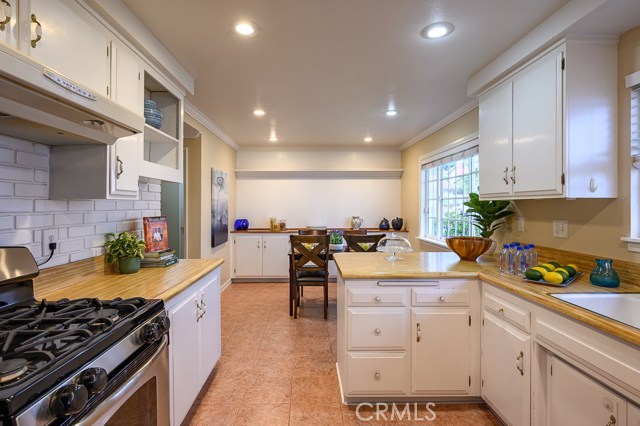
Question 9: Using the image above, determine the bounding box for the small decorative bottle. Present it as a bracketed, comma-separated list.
[589, 258, 620, 288]
[499, 244, 509, 273]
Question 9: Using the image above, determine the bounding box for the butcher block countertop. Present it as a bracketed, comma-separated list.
[333, 251, 640, 347]
[33, 256, 223, 302]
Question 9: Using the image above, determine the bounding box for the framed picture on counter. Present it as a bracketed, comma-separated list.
[143, 216, 169, 252]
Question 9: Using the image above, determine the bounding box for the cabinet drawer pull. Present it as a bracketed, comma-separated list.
[516, 351, 524, 376]
[498, 308, 504, 315]
[605, 415, 616, 426]
[116, 156, 124, 178]
[416, 323, 421, 342]
[30, 14, 42, 48]
[439, 296, 446, 302]
[510, 165, 517, 184]
[0, 1, 11, 31]
[374, 372, 381, 380]
[374, 328, 381, 335]
[502, 166, 509, 185]
[374, 296, 382, 303]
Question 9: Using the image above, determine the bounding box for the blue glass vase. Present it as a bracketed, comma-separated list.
[589, 258, 620, 288]
[234, 219, 249, 231]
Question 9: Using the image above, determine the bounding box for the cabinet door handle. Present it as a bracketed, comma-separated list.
[116, 156, 124, 178]
[374, 372, 381, 380]
[498, 308, 504, 315]
[605, 415, 616, 426]
[510, 165, 517, 184]
[374, 328, 381, 335]
[416, 323, 421, 342]
[201, 298, 207, 317]
[195, 300, 201, 322]
[503, 167, 509, 185]
[516, 351, 524, 376]
[30, 14, 42, 48]
[374, 296, 382, 303]
[0, 1, 12, 31]
[439, 296, 446, 303]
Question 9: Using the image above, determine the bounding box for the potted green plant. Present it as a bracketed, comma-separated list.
[329, 230, 344, 251]
[104, 231, 147, 274]
[463, 192, 514, 239]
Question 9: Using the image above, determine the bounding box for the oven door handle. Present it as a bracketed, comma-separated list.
[74, 334, 170, 426]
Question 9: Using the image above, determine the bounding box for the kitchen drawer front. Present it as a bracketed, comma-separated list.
[484, 291, 530, 333]
[412, 288, 469, 306]
[347, 352, 407, 395]
[347, 288, 407, 307]
[347, 308, 407, 350]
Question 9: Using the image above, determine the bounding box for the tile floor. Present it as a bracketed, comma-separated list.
[182, 283, 503, 426]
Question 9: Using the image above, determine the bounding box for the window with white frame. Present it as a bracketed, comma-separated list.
[420, 136, 479, 242]
[626, 71, 640, 248]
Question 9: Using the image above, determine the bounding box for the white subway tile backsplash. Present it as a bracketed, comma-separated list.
[68, 226, 94, 238]
[15, 183, 48, 198]
[147, 183, 161, 193]
[16, 151, 48, 169]
[0, 148, 14, 163]
[0, 230, 33, 245]
[69, 200, 94, 211]
[16, 214, 53, 229]
[0, 216, 13, 230]
[35, 200, 67, 212]
[94, 200, 116, 211]
[54, 213, 83, 226]
[0, 165, 34, 182]
[84, 212, 107, 223]
[0, 137, 160, 267]
[0, 199, 33, 213]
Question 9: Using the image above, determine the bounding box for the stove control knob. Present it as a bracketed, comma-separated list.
[154, 315, 171, 334]
[50, 384, 89, 418]
[80, 367, 108, 394]
[141, 323, 161, 343]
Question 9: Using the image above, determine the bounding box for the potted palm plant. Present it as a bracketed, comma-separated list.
[446, 193, 514, 261]
[104, 231, 147, 274]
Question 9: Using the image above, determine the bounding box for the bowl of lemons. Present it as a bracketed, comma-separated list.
[524, 262, 581, 286]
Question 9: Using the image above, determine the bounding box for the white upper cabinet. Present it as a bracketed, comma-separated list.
[479, 39, 617, 200]
[26, 0, 111, 97]
[0, 0, 18, 49]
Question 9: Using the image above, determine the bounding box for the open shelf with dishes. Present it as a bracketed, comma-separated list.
[141, 71, 183, 183]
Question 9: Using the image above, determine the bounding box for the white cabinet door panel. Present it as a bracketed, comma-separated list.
[262, 234, 290, 277]
[0, 0, 18, 49]
[198, 275, 221, 387]
[347, 308, 407, 350]
[548, 356, 627, 426]
[512, 47, 563, 197]
[234, 235, 263, 276]
[347, 352, 407, 395]
[109, 134, 140, 197]
[629, 403, 640, 426]
[481, 311, 530, 426]
[479, 81, 512, 198]
[412, 308, 470, 394]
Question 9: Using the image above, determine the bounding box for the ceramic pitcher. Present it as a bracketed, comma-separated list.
[351, 216, 363, 230]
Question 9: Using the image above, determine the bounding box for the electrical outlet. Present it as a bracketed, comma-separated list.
[552, 220, 568, 238]
[42, 229, 57, 255]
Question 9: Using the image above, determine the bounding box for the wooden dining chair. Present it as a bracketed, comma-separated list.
[345, 234, 385, 252]
[289, 234, 330, 319]
[343, 229, 367, 236]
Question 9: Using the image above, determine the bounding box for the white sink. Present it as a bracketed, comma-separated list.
[550, 293, 640, 329]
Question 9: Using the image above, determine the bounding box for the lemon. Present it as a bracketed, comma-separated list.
[555, 267, 569, 276]
[540, 263, 556, 272]
[549, 261, 561, 269]
[532, 266, 549, 276]
[562, 265, 577, 277]
[567, 263, 579, 272]
[555, 269, 569, 282]
[525, 269, 543, 281]
[543, 271, 564, 284]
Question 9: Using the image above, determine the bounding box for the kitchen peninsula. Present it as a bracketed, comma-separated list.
[333, 251, 640, 425]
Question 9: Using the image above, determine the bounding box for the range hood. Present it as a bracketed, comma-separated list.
[0, 45, 143, 146]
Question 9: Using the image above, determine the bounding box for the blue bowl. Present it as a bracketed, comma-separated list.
[234, 219, 249, 231]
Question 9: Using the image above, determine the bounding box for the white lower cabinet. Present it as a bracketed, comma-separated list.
[166, 268, 221, 426]
[233, 233, 290, 278]
[547, 356, 627, 426]
[629, 404, 640, 426]
[337, 278, 479, 401]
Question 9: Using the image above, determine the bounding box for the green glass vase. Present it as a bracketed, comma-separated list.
[589, 258, 620, 288]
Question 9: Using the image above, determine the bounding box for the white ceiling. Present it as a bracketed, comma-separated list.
[120, 0, 639, 150]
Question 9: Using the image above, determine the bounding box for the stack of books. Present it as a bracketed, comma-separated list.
[141, 248, 178, 268]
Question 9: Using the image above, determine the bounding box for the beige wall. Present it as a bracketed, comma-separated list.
[400, 109, 479, 251]
[184, 114, 237, 285]
[400, 26, 640, 262]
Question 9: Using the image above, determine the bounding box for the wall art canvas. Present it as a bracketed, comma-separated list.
[211, 168, 229, 247]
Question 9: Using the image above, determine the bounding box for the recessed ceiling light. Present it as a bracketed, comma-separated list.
[253, 109, 265, 116]
[364, 137, 373, 143]
[385, 110, 398, 117]
[421, 22, 454, 39]
[233, 20, 258, 37]
[268, 136, 278, 142]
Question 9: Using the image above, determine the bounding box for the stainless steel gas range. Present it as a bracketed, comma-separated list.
[0, 247, 170, 426]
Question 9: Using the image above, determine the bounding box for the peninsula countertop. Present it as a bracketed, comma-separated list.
[33, 256, 224, 302]
[333, 251, 640, 347]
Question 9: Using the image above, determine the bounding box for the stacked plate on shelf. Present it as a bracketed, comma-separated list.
[144, 99, 164, 129]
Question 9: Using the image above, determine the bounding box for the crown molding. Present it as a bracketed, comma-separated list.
[184, 101, 239, 151]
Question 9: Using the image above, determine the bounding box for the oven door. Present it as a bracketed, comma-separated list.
[75, 334, 169, 426]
